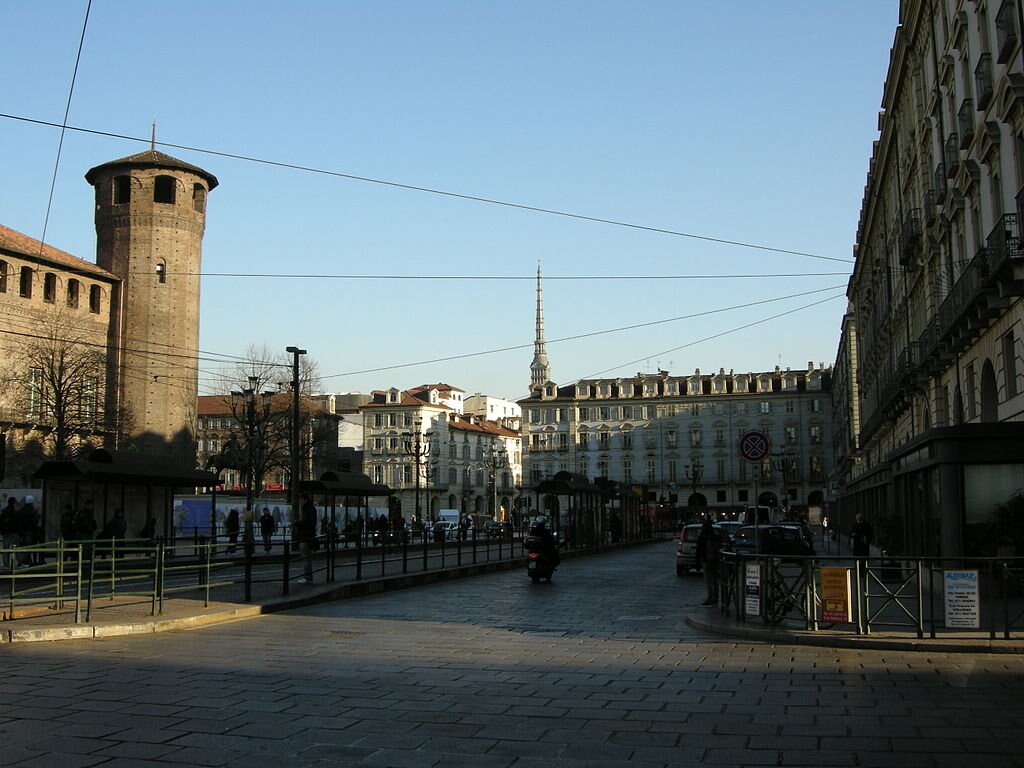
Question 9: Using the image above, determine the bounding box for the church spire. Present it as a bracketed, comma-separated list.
[530, 263, 551, 393]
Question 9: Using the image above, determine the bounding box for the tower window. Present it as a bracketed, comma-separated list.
[156, 261, 166, 284]
[0, 260, 7, 293]
[193, 183, 206, 213]
[19, 266, 32, 298]
[43, 272, 56, 303]
[89, 284, 101, 313]
[113, 175, 131, 204]
[154, 175, 176, 204]
[67, 279, 80, 308]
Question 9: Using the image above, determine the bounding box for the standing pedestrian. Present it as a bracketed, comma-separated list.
[259, 507, 275, 553]
[225, 508, 240, 554]
[298, 495, 318, 583]
[1, 496, 18, 570]
[696, 520, 721, 606]
[15, 495, 38, 567]
[849, 512, 874, 558]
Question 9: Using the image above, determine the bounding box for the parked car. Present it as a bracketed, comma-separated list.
[483, 520, 513, 539]
[676, 523, 729, 576]
[432, 521, 459, 542]
[717, 521, 743, 544]
[726, 524, 816, 560]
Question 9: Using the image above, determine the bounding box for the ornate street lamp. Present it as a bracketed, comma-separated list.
[231, 375, 274, 532]
[684, 460, 703, 520]
[772, 449, 797, 518]
[402, 417, 429, 524]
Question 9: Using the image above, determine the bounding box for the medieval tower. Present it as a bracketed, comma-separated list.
[85, 149, 217, 462]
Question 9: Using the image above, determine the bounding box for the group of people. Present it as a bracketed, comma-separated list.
[0, 495, 39, 569]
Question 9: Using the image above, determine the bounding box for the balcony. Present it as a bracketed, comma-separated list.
[997, 0, 1019, 64]
[958, 100, 975, 148]
[924, 190, 937, 227]
[975, 53, 994, 110]
[899, 209, 922, 266]
[944, 134, 960, 177]
[934, 164, 947, 203]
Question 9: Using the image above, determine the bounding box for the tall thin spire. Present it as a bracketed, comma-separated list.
[151, 120, 156, 150]
[530, 262, 551, 392]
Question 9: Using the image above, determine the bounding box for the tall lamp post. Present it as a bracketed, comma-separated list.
[285, 346, 306, 525]
[772, 449, 797, 519]
[684, 460, 703, 520]
[231, 375, 274, 530]
[403, 417, 429, 524]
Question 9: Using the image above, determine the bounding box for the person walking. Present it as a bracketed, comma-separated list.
[696, 520, 722, 606]
[297, 495, 318, 583]
[259, 507, 275, 553]
[224, 508, 240, 554]
[849, 512, 874, 558]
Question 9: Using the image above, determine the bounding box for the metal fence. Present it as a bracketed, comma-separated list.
[718, 553, 1024, 640]
[1, 526, 646, 624]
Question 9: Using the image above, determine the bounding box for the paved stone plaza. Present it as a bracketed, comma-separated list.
[1, 543, 1022, 767]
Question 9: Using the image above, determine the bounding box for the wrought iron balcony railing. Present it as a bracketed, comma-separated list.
[958, 99, 975, 148]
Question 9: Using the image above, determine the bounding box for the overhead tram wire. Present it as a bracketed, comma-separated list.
[320, 284, 847, 381]
[37, 1, 92, 254]
[2, 113, 854, 266]
[158, 270, 851, 280]
[582, 291, 846, 382]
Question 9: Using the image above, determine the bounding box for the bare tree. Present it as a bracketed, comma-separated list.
[0, 310, 112, 460]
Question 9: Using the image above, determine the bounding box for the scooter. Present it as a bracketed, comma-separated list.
[524, 536, 556, 583]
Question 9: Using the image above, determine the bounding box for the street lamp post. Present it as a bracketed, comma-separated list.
[772, 449, 797, 519]
[403, 418, 429, 524]
[231, 375, 274, 536]
[684, 460, 703, 520]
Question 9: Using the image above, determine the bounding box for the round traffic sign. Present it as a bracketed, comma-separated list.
[739, 430, 771, 462]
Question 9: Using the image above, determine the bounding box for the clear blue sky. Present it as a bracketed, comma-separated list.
[1, 1, 898, 401]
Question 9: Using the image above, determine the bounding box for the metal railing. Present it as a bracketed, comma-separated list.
[1, 525, 651, 624]
[717, 553, 1024, 640]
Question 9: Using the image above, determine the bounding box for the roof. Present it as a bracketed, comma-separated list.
[35, 448, 219, 487]
[85, 149, 219, 190]
[0, 224, 118, 281]
[197, 393, 331, 417]
[447, 416, 519, 439]
[300, 471, 392, 497]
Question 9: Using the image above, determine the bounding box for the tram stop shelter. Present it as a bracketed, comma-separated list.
[535, 471, 603, 547]
[299, 471, 393, 533]
[34, 448, 219, 542]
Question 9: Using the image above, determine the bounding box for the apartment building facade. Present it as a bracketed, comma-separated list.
[519, 366, 833, 520]
[839, 0, 1024, 557]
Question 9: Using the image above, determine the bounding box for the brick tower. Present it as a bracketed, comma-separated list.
[85, 149, 218, 462]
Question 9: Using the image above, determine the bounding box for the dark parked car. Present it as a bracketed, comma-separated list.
[727, 524, 816, 560]
[483, 520, 513, 539]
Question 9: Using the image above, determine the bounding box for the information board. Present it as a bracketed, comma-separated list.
[943, 570, 980, 629]
[745, 562, 761, 617]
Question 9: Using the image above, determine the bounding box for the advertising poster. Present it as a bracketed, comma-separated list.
[943, 570, 980, 629]
[820, 567, 853, 623]
[745, 562, 761, 617]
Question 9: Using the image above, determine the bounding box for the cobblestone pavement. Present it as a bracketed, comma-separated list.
[1, 542, 1023, 767]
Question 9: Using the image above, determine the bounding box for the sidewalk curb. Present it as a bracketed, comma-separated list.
[686, 615, 1024, 654]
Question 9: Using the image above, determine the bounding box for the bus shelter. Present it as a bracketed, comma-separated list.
[299, 471, 393, 542]
[534, 471, 602, 547]
[34, 448, 219, 542]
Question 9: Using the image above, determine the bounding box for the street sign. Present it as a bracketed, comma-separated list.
[739, 430, 771, 463]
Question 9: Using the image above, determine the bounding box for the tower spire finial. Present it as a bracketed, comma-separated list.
[151, 120, 156, 151]
[530, 261, 551, 393]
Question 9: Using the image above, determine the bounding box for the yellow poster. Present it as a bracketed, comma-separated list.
[820, 567, 852, 623]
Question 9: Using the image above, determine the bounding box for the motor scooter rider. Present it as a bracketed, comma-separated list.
[529, 516, 561, 569]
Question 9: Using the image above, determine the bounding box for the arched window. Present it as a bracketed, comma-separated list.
[113, 175, 131, 204]
[67, 278, 80, 308]
[193, 183, 206, 213]
[154, 175, 176, 204]
[43, 272, 56, 303]
[89, 284, 101, 313]
[156, 261, 167, 284]
[0, 260, 7, 293]
[19, 266, 32, 298]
